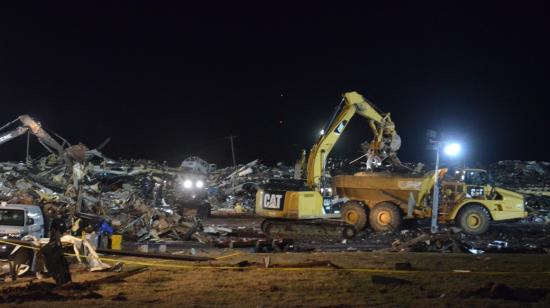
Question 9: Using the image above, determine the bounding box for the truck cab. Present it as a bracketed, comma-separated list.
[0, 203, 45, 258]
[441, 168, 527, 234]
[462, 168, 490, 197]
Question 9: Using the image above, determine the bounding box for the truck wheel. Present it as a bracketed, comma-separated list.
[342, 201, 368, 231]
[457, 204, 490, 235]
[369, 202, 402, 232]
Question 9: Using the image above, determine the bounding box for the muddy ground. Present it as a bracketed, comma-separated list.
[1, 250, 550, 307]
[1, 216, 550, 307]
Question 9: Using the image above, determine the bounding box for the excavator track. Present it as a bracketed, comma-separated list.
[261, 219, 356, 241]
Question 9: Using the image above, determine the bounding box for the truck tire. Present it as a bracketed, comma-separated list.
[369, 202, 402, 232]
[342, 201, 368, 231]
[457, 204, 490, 235]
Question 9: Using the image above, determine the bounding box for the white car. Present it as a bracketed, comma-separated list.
[0, 203, 45, 258]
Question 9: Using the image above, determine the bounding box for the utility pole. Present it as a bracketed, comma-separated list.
[431, 142, 441, 233]
[226, 135, 237, 167]
[25, 130, 30, 165]
[226, 135, 238, 194]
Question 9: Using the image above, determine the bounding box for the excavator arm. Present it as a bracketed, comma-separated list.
[306, 91, 402, 189]
[18, 115, 65, 155]
[0, 126, 30, 145]
[0, 115, 66, 156]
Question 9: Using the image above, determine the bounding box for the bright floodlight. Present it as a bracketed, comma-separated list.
[443, 143, 461, 156]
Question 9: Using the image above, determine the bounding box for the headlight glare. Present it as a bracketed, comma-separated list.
[183, 179, 193, 189]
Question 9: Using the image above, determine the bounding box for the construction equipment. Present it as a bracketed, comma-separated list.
[0, 115, 68, 156]
[256, 91, 401, 239]
[256, 91, 526, 238]
[174, 156, 211, 217]
[334, 168, 526, 235]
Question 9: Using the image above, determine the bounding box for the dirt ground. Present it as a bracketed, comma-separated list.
[1, 251, 550, 307]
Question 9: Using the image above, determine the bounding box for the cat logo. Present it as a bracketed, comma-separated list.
[263, 193, 284, 210]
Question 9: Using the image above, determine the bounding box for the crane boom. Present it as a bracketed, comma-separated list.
[306, 91, 401, 188]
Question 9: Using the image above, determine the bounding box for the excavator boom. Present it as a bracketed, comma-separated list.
[306, 91, 401, 189]
[0, 126, 29, 145]
[0, 115, 66, 156]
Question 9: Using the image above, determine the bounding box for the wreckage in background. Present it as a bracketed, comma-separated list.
[207, 159, 295, 213]
[490, 160, 550, 223]
[0, 114, 296, 243]
[0, 115, 218, 239]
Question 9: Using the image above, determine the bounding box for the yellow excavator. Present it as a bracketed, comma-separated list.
[256, 91, 526, 238]
[256, 91, 402, 239]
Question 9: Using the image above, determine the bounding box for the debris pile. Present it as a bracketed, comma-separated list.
[0, 145, 272, 243]
[490, 160, 550, 223]
[0, 149, 207, 241]
[491, 160, 550, 189]
[359, 222, 550, 254]
[206, 159, 294, 213]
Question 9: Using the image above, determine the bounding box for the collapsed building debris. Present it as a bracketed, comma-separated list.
[491, 160, 550, 190]
[206, 159, 294, 213]
[0, 234, 114, 283]
[490, 160, 550, 223]
[0, 113, 293, 244]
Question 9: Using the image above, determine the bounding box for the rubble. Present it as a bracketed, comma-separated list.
[206, 159, 294, 213]
[491, 160, 550, 189]
[0, 144, 220, 243]
[489, 160, 550, 222]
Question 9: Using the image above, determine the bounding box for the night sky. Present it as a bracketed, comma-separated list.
[0, 2, 548, 167]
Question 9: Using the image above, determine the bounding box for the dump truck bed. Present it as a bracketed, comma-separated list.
[332, 171, 438, 208]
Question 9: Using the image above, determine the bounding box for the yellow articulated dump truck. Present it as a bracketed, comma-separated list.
[333, 168, 527, 235]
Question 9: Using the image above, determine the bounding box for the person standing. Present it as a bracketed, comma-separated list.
[39, 211, 71, 285]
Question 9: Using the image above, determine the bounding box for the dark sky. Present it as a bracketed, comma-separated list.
[0, 1, 548, 167]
